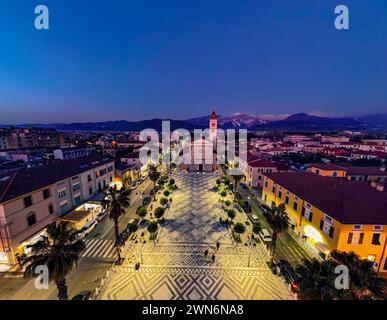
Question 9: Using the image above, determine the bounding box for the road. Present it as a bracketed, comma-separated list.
[4, 175, 155, 300]
[237, 184, 313, 267]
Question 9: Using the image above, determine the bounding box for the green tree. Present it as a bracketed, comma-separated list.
[137, 206, 147, 218]
[22, 222, 86, 300]
[147, 222, 158, 234]
[267, 203, 289, 257]
[148, 165, 160, 200]
[154, 207, 165, 219]
[227, 209, 236, 220]
[102, 185, 131, 261]
[160, 197, 168, 206]
[163, 190, 170, 197]
[233, 222, 246, 234]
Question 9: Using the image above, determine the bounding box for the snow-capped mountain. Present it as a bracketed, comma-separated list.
[185, 113, 264, 129]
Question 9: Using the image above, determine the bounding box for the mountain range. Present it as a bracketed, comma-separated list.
[2, 113, 387, 132]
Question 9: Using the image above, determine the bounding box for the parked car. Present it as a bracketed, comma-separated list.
[233, 203, 243, 212]
[71, 290, 92, 300]
[142, 196, 152, 206]
[249, 213, 259, 225]
[96, 211, 108, 222]
[114, 226, 131, 247]
[78, 220, 98, 238]
[272, 259, 299, 292]
[259, 228, 272, 242]
[240, 183, 248, 189]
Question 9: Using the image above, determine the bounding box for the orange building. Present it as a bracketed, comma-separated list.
[262, 172, 387, 272]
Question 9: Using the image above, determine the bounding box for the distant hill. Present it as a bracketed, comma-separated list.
[2, 119, 205, 132]
[358, 114, 387, 130]
[255, 113, 365, 131]
[2, 112, 387, 132]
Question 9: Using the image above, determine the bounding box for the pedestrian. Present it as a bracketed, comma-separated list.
[204, 249, 208, 258]
[211, 254, 215, 263]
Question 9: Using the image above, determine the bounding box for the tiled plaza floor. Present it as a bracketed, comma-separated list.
[98, 173, 292, 300]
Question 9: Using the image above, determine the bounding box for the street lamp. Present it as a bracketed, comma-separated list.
[245, 233, 256, 268]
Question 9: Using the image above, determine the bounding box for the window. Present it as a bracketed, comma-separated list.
[302, 206, 313, 222]
[347, 232, 353, 244]
[72, 175, 78, 180]
[264, 194, 267, 203]
[24, 196, 32, 208]
[108, 166, 113, 172]
[278, 190, 282, 199]
[72, 183, 81, 192]
[359, 233, 364, 244]
[316, 169, 320, 175]
[87, 174, 92, 182]
[89, 187, 93, 195]
[332, 172, 337, 177]
[319, 220, 334, 238]
[48, 204, 54, 215]
[373, 225, 382, 231]
[272, 185, 276, 193]
[27, 214, 36, 226]
[43, 189, 50, 199]
[293, 197, 298, 211]
[58, 190, 66, 198]
[353, 224, 363, 231]
[285, 193, 290, 205]
[265, 181, 268, 188]
[371, 233, 381, 245]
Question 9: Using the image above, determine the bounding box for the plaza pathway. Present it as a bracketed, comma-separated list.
[98, 173, 292, 300]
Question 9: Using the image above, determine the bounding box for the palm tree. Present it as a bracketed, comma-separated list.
[102, 185, 131, 261]
[296, 258, 340, 300]
[22, 221, 86, 300]
[330, 250, 387, 300]
[232, 174, 244, 190]
[267, 203, 289, 257]
[148, 165, 160, 200]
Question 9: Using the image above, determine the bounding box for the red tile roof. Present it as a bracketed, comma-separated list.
[248, 159, 277, 168]
[0, 153, 114, 203]
[264, 172, 387, 225]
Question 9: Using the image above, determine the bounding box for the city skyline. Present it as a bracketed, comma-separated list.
[1, 1, 387, 123]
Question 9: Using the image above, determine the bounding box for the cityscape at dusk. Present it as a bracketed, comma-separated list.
[0, 0, 387, 313]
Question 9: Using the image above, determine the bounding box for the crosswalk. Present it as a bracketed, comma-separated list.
[82, 238, 116, 259]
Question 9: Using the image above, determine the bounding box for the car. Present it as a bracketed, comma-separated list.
[96, 211, 108, 222]
[249, 214, 259, 224]
[142, 196, 151, 206]
[78, 220, 98, 238]
[233, 203, 243, 212]
[259, 228, 272, 242]
[71, 290, 92, 300]
[114, 226, 131, 247]
[240, 183, 248, 189]
[275, 260, 300, 292]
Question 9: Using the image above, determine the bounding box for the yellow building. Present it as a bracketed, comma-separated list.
[262, 172, 387, 272]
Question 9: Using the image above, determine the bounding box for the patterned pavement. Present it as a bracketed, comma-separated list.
[98, 173, 292, 300]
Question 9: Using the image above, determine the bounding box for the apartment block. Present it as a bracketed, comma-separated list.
[262, 172, 387, 272]
[0, 153, 114, 267]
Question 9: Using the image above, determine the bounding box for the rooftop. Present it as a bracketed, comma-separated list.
[0, 152, 114, 203]
[264, 172, 387, 225]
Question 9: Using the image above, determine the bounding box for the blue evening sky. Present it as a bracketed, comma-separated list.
[0, 0, 386, 123]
